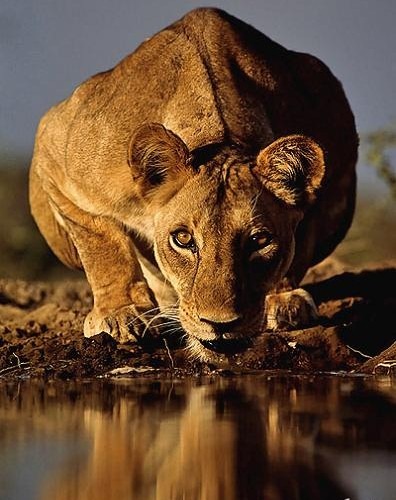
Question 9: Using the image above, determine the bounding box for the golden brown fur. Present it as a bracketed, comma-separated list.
[29, 8, 358, 359]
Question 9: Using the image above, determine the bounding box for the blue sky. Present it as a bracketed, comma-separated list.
[1, 0, 396, 189]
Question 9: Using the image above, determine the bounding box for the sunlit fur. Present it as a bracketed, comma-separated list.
[29, 8, 357, 361]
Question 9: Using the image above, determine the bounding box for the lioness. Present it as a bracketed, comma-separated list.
[29, 8, 357, 359]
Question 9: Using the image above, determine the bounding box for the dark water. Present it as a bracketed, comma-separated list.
[0, 374, 395, 500]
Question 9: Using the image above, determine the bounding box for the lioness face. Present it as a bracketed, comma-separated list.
[153, 166, 301, 356]
[129, 123, 325, 358]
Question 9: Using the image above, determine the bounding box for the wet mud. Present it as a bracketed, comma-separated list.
[0, 260, 395, 379]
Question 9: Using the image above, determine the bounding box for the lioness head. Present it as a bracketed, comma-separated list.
[129, 123, 325, 358]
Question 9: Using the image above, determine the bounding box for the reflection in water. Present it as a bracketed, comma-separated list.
[0, 375, 395, 500]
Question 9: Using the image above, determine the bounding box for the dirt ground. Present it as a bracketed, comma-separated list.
[0, 258, 395, 379]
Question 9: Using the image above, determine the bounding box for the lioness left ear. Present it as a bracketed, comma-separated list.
[256, 135, 325, 207]
[128, 122, 191, 188]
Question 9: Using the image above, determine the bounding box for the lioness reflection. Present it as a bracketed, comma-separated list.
[35, 380, 353, 500]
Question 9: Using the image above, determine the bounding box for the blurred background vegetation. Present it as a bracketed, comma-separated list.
[0, 153, 79, 280]
[0, 125, 395, 281]
[335, 124, 396, 265]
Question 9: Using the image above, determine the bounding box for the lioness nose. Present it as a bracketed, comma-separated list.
[199, 315, 242, 335]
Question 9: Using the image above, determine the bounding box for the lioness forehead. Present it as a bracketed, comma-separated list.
[171, 161, 277, 232]
[193, 161, 256, 207]
[212, 162, 255, 196]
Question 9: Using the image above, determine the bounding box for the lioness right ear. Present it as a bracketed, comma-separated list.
[128, 123, 191, 189]
[255, 135, 325, 208]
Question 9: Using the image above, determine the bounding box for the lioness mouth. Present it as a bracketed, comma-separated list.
[198, 337, 252, 355]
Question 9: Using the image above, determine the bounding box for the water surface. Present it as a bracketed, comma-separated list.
[0, 374, 395, 500]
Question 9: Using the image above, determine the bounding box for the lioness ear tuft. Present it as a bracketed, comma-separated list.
[256, 135, 325, 207]
[128, 123, 190, 187]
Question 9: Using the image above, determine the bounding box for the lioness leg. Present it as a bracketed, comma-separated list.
[67, 212, 160, 343]
[31, 179, 159, 343]
[265, 279, 318, 331]
[30, 168, 82, 270]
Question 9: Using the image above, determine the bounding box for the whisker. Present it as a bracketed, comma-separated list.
[142, 310, 181, 337]
[162, 327, 184, 337]
[126, 306, 162, 327]
[157, 320, 180, 327]
[160, 313, 180, 321]
[126, 304, 179, 328]
[123, 301, 181, 338]
[141, 312, 165, 337]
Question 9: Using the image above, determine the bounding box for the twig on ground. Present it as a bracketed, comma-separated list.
[12, 352, 22, 368]
[163, 338, 175, 370]
[373, 360, 396, 375]
[346, 344, 372, 359]
[0, 362, 31, 376]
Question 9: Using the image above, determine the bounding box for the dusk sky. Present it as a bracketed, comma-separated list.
[1, 0, 396, 189]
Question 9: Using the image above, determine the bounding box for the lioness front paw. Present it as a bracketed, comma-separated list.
[265, 288, 318, 331]
[84, 303, 161, 344]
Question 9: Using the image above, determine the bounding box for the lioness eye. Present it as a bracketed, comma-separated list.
[249, 231, 272, 251]
[171, 230, 196, 250]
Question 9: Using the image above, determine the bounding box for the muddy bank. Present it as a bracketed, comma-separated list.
[0, 260, 395, 379]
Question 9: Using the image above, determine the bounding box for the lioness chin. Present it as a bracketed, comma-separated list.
[29, 8, 357, 361]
